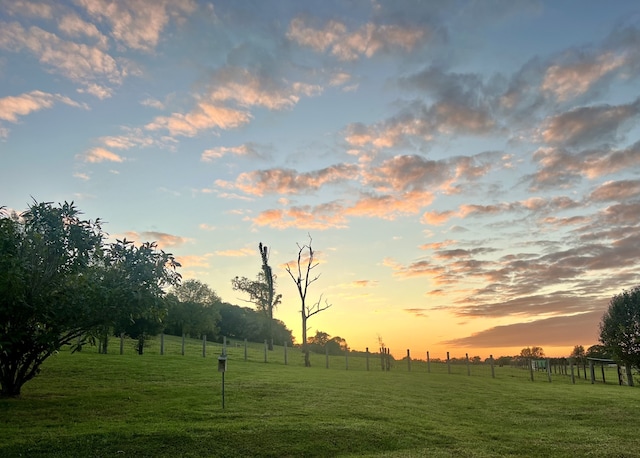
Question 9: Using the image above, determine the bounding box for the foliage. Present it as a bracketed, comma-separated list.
[231, 243, 282, 350]
[103, 238, 181, 355]
[585, 344, 611, 360]
[0, 201, 181, 396]
[307, 330, 347, 355]
[570, 345, 586, 361]
[519, 346, 545, 359]
[164, 279, 221, 339]
[600, 286, 640, 369]
[216, 302, 293, 345]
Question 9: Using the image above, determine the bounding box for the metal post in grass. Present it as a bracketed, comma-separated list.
[407, 349, 411, 372]
[160, 333, 164, 356]
[466, 353, 470, 376]
[203, 334, 207, 358]
[284, 340, 288, 365]
[325, 345, 329, 369]
[547, 358, 552, 382]
[264, 340, 268, 363]
[427, 351, 431, 373]
[244, 339, 247, 361]
[447, 352, 451, 374]
[181, 333, 185, 356]
[217, 353, 227, 410]
[120, 332, 124, 355]
[490, 355, 495, 378]
[366, 347, 370, 371]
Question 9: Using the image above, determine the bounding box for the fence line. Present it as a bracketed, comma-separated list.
[82, 333, 637, 387]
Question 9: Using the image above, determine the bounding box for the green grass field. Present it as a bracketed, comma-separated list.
[2, 336, 639, 457]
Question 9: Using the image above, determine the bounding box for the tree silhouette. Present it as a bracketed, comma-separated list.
[285, 235, 331, 367]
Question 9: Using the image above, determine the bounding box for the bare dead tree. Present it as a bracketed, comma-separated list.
[285, 235, 331, 367]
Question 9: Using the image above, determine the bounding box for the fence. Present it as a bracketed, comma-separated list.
[85, 334, 637, 388]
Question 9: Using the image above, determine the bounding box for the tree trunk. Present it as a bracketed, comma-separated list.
[302, 314, 310, 367]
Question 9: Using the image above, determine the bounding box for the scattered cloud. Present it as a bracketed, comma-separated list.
[287, 17, 426, 61]
[76, 147, 123, 163]
[0, 90, 86, 123]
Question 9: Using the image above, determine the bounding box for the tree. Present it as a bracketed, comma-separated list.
[307, 331, 347, 355]
[570, 345, 586, 362]
[231, 243, 281, 350]
[101, 239, 181, 355]
[285, 235, 331, 367]
[165, 279, 221, 339]
[0, 202, 181, 396]
[600, 287, 640, 370]
[586, 344, 611, 360]
[0, 202, 103, 397]
[519, 346, 545, 359]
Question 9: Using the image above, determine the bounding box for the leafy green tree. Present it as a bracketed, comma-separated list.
[307, 331, 347, 355]
[600, 287, 640, 370]
[0, 202, 105, 396]
[165, 279, 221, 339]
[570, 345, 586, 362]
[585, 344, 610, 359]
[0, 201, 181, 396]
[101, 239, 181, 355]
[520, 346, 545, 358]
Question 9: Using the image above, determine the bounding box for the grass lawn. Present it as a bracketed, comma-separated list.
[1, 337, 639, 457]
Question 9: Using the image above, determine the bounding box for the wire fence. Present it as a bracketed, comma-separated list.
[83, 333, 638, 388]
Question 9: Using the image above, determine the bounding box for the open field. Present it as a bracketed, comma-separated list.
[2, 337, 639, 457]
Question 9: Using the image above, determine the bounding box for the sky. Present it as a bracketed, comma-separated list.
[2, 0, 640, 360]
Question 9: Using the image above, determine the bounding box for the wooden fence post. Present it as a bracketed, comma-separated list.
[490, 354, 495, 379]
[264, 340, 268, 363]
[447, 352, 451, 374]
[626, 363, 635, 386]
[223, 336, 227, 356]
[120, 332, 124, 355]
[466, 353, 470, 376]
[181, 333, 185, 356]
[529, 359, 534, 382]
[407, 349, 411, 372]
[570, 358, 575, 384]
[365, 347, 370, 371]
[326, 345, 329, 369]
[284, 341, 288, 365]
[547, 358, 552, 382]
[345, 347, 349, 371]
[589, 360, 595, 384]
[160, 333, 164, 356]
[202, 334, 206, 358]
[427, 351, 431, 373]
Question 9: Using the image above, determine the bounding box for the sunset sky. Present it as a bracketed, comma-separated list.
[3, 0, 640, 359]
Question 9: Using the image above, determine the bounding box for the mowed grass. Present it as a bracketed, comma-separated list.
[1, 337, 639, 457]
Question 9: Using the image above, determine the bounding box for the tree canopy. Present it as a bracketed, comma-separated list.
[0, 201, 180, 396]
[600, 286, 640, 370]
